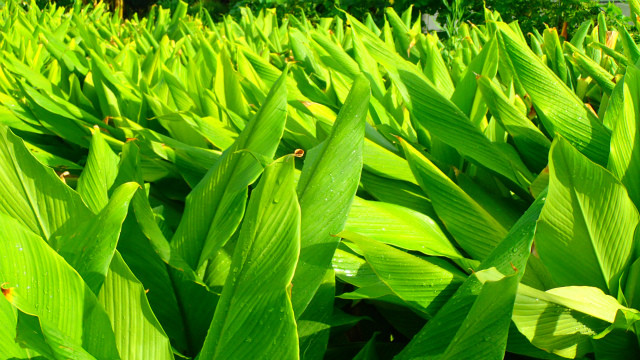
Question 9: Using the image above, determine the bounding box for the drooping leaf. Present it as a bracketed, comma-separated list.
[340, 230, 466, 317]
[397, 190, 547, 359]
[512, 285, 635, 358]
[345, 197, 462, 259]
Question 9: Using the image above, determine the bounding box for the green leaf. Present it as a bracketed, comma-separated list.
[77, 126, 120, 214]
[97, 252, 174, 360]
[297, 270, 335, 360]
[118, 214, 217, 357]
[0, 212, 120, 359]
[397, 190, 547, 359]
[433, 270, 519, 359]
[497, 22, 611, 165]
[170, 69, 288, 274]
[477, 76, 551, 171]
[347, 14, 533, 188]
[359, 170, 435, 217]
[54, 182, 139, 294]
[344, 197, 462, 259]
[199, 155, 300, 359]
[607, 64, 640, 210]
[340, 231, 466, 316]
[0, 296, 29, 358]
[512, 285, 633, 358]
[536, 137, 639, 293]
[291, 75, 370, 316]
[399, 138, 507, 260]
[0, 125, 91, 240]
[15, 310, 96, 360]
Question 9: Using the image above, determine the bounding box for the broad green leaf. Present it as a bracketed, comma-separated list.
[54, 182, 138, 294]
[450, 37, 499, 122]
[359, 170, 436, 217]
[536, 137, 639, 293]
[171, 70, 288, 274]
[345, 197, 462, 259]
[0, 125, 91, 240]
[434, 271, 519, 360]
[98, 252, 173, 360]
[199, 155, 300, 359]
[420, 33, 454, 98]
[624, 257, 640, 309]
[214, 48, 249, 119]
[332, 246, 380, 289]
[118, 214, 217, 357]
[363, 138, 417, 185]
[512, 285, 633, 358]
[0, 212, 120, 359]
[311, 31, 360, 79]
[607, 64, 640, 209]
[620, 26, 640, 64]
[398, 190, 547, 359]
[400, 138, 507, 260]
[76, 126, 120, 214]
[297, 270, 335, 360]
[497, 23, 611, 165]
[477, 76, 551, 171]
[0, 296, 29, 358]
[340, 231, 466, 316]
[352, 333, 380, 360]
[291, 75, 369, 316]
[14, 310, 95, 360]
[570, 21, 593, 52]
[347, 14, 533, 188]
[571, 51, 615, 95]
[542, 28, 568, 85]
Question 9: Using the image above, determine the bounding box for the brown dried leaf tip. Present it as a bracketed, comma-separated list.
[1, 283, 13, 302]
[294, 149, 305, 158]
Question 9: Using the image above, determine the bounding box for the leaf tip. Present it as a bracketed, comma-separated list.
[1, 283, 13, 302]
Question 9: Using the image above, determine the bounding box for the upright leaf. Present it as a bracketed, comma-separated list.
[171, 70, 288, 274]
[291, 75, 370, 315]
[0, 125, 91, 240]
[199, 155, 300, 359]
[536, 137, 639, 293]
[497, 23, 611, 165]
[76, 127, 119, 214]
[608, 65, 640, 209]
[97, 252, 174, 360]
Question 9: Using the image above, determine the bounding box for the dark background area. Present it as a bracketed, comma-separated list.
[37, 0, 628, 37]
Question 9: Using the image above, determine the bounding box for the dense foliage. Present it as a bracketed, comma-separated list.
[39, 0, 617, 35]
[2, 1, 640, 359]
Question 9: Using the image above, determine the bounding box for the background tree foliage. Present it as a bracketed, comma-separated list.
[41, 0, 614, 36]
